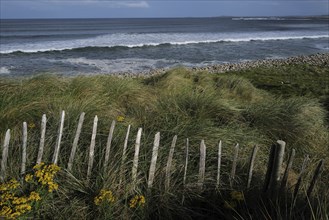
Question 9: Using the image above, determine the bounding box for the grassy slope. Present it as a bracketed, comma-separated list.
[0, 63, 328, 219]
[223, 63, 329, 103]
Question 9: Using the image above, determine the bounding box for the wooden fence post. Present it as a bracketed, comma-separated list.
[67, 112, 85, 172]
[307, 160, 324, 198]
[37, 114, 46, 164]
[216, 140, 222, 188]
[280, 148, 295, 193]
[268, 140, 285, 198]
[132, 128, 142, 185]
[247, 145, 258, 189]
[103, 120, 116, 175]
[198, 140, 206, 190]
[147, 132, 160, 189]
[21, 122, 28, 175]
[230, 143, 239, 188]
[119, 125, 131, 185]
[165, 135, 177, 191]
[0, 129, 10, 182]
[52, 110, 65, 165]
[183, 138, 189, 186]
[87, 115, 98, 182]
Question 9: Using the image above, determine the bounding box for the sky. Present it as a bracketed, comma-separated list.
[1, 0, 328, 19]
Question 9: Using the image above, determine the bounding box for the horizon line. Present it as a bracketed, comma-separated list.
[1, 15, 328, 20]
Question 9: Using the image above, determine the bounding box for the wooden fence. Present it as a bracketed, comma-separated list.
[0, 111, 324, 199]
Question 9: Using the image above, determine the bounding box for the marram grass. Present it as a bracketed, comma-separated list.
[0, 64, 329, 219]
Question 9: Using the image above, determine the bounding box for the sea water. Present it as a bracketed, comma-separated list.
[0, 17, 328, 76]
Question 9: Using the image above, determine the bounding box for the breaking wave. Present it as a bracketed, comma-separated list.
[1, 32, 328, 55]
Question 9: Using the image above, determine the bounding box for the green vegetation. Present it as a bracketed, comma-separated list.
[224, 63, 329, 98]
[0, 63, 328, 219]
[224, 63, 329, 119]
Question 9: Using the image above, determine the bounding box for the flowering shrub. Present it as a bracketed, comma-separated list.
[94, 189, 115, 206]
[0, 179, 41, 219]
[0, 162, 60, 219]
[129, 195, 145, 208]
[32, 162, 60, 193]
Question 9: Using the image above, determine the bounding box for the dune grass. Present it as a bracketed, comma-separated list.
[0, 64, 328, 219]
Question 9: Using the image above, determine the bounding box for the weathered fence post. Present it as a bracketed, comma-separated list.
[165, 135, 177, 191]
[230, 143, 239, 188]
[119, 125, 131, 185]
[87, 115, 98, 183]
[280, 148, 295, 193]
[247, 145, 259, 189]
[52, 110, 65, 165]
[307, 160, 324, 198]
[216, 140, 222, 188]
[103, 120, 116, 175]
[37, 114, 46, 164]
[263, 140, 286, 196]
[147, 132, 160, 189]
[183, 138, 189, 186]
[182, 138, 189, 204]
[21, 122, 28, 175]
[0, 129, 10, 182]
[198, 140, 206, 190]
[132, 128, 142, 185]
[268, 140, 285, 198]
[67, 112, 85, 172]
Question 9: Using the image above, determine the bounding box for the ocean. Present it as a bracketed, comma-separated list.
[0, 17, 328, 76]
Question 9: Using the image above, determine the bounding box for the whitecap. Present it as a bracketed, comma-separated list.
[1, 32, 328, 54]
[0, 67, 10, 74]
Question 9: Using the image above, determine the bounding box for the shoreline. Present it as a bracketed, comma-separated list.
[1, 53, 328, 79]
[136, 52, 329, 77]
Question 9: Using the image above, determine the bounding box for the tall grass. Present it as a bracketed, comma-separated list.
[1, 66, 328, 219]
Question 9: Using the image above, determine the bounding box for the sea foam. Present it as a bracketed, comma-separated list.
[1, 32, 328, 54]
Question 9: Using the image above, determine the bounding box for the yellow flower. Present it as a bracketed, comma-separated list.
[7, 179, 20, 190]
[231, 191, 244, 201]
[15, 204, 32, 212]
[24, 174, 33, 183]
[1, 192, 15, 201]
[0, 183, 8, 191]
[32, 163, 60, 192]
[94, 197, 101, 206]
[0, 178, 45, 219]
[48, 182, 59, 193]
[94, 189, 115, 206]
[28, 191, 41, 201]
[129, 195, 145, 208]
[12, 197, 28, 205]
[0, 206, 12, 215]
[116, 115, 125, 122]
[10, 211, 21, 218]
[33, 162, 45, 170]
[48, 164, 61, 172]
[28, 123, 36, 129]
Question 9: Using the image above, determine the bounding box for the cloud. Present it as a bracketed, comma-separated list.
[8, 0, 150, 8]
[38, 0, 150, 8]
[117, 1, 149, 8]
[62, 0, 150, 8]
[87, 1, 150, 8]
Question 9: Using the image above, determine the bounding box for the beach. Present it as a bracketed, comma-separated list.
[127, 52, 329, 77]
